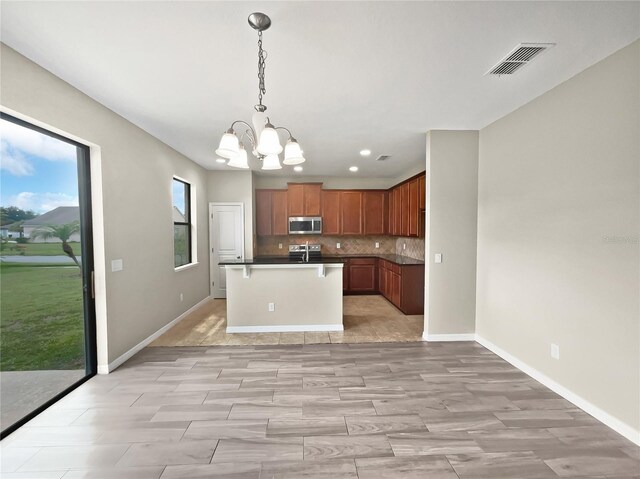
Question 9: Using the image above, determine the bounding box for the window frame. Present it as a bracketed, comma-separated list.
[172, 176, 196, 270]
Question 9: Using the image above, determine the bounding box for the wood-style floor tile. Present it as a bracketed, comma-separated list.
[212, 437, 303, 463]
[160, 463, 261, 479]
[117, 440, 218, 467]
[304, 435, 393, 460]
[447, 452, 558, 478]
[183, 419, 267, 440]
[259, 459, 357, 478]
[355, 456, 459, 479]
[4, 334, 638, 478]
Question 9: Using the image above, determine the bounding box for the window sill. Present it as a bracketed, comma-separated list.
[174, 262, 199, 272]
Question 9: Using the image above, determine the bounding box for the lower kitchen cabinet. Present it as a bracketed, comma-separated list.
[343, 257, 424, 314]
[347, 258, 377, 293]
[378, 259, 424, 315]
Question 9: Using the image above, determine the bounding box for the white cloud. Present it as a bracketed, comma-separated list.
[0, 119, 77, 177]
[10, 192, 79, 214]
[0, 142, 35, 176]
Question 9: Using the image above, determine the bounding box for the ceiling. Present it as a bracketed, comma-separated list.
[1, 2, 638, 178]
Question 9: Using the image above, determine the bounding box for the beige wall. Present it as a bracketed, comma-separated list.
[476, 41, 640, 432]
[424, 130, 479, 338]
[1, 44, 211, 366]
[207, 171, 254, 259]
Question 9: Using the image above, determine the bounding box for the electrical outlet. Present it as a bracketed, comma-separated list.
[278, 243, 283, 249]
[268, 302, 275, 312]
[180, 293, 184, 302]
[375, 242, 380, 248]
[403, 243, 406, 250]
[336, 242, 341, 249]
[551, 343, 560, 360]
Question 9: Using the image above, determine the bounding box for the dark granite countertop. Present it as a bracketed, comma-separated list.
[219, 254, 424, 266]
[219, 256, 345, 266]
[324, 254, 425, 265]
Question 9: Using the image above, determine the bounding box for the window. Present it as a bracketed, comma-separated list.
[172, 177, 192, 267]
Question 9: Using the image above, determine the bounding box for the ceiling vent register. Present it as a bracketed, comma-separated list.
[375, 155, 391, 162]
[486, 43, 555, 76]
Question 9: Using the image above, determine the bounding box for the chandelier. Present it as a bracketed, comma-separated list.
[215, 12, 305, 170]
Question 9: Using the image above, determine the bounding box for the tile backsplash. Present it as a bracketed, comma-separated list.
[395, 237, 425, 260]
[257, 235, 425, 260]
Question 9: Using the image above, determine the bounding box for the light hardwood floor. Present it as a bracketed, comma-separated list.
[150, 295, 424, 347]
[1, 342, 638, 478]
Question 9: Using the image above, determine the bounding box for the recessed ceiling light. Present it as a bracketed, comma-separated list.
[360, 149, 371, 156]
[294, 166, 303, 172]
[216, 158, 226, 163]
[349, 166, 358, 172]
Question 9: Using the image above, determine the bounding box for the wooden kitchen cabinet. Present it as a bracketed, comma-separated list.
[321, 190, 341, 235]
[271, 190, 288, 235]
[348, 258, 377, 292]
[408, 178, 419, 237]
[377, 258, 424, 314]
[363, 191, 385, 235]
[418, 174, 426, 210]
[256, 189, 288, 236]
[400, 182, 410, 236]
[393, 187, 401, 235]
[288, 183, 321, 217]
[255, 189, 273, 236]
[340, 191, 363, 235]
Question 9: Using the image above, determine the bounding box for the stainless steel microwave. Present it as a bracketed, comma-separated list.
[288, 217, 322, 235]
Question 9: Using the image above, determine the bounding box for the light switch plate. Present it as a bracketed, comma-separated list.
[278, 243, 283, 249]
[434, 253, 443, 264]
[375, 242, 380, 248]
[268, 302, 275, 312]
[111, 259, 123, 272]
[336, 242, 341, 249]
[551, 343, 560, 359]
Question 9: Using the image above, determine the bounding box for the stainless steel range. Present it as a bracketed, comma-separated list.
[288, 243, 322, 262]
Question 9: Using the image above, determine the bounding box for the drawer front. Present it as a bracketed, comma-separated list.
[349, 257, 377, 266]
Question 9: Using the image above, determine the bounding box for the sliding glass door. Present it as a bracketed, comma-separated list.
[0, 112, 96, 438]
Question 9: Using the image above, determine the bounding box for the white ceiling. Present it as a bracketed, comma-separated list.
[1, 1, 638, 178]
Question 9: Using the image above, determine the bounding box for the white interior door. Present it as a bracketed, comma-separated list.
[210, 203, 244, 298]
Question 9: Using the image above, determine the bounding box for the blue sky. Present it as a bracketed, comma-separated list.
[1, 118, 79, 214]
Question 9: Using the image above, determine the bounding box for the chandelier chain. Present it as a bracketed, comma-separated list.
[257, 31, 267, 107]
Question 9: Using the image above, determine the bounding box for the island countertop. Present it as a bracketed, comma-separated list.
[219, 256, 345, 265]
[219, 254, 424, 266]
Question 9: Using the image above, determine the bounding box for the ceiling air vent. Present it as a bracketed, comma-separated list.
[375, 155, 391, 162]
[486, 43, 555, 76]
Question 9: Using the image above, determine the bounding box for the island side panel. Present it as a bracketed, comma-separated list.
[225, 265, 343, 331]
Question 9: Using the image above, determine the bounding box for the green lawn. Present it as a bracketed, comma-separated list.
[0, 241, 81, 256]
[0, 263, 85, 371]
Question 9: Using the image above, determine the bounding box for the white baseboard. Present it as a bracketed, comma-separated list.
[227, 324, 344, 333]
[476, 334, 640, 446]
[97, 296, 212, 374]
[422, 332, 476, 342]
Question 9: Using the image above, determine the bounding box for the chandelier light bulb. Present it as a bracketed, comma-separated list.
[261, 154, 282, 170]
[257, 124, 283, 156]
[227, 145, 250, 169]
[215, 130, 240, 159]
[283, 139, 305, 165]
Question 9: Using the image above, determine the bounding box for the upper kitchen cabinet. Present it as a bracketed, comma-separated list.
[363, 191, 386, 235]
[418, 174, 426, 210]
[400, 182, 410, 236]
[271, 190, 288, 236]
[408, 178, 419, 237]
[340, 191, 363, 235]
[287, 183, 321, 217]
[321, 190, 341, 235]
[256, 189, 273, 236]
[256, 189, 288, 236]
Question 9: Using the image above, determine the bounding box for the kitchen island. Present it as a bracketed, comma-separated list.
[219, 257, 344, 333]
